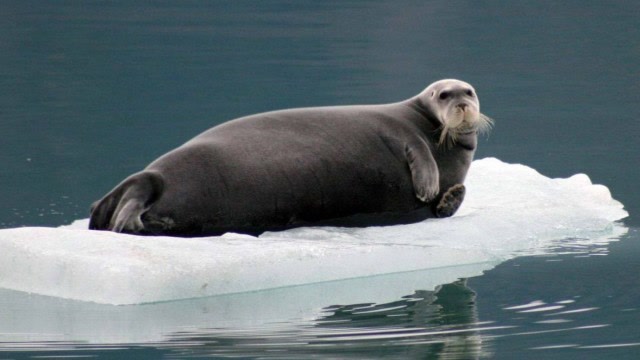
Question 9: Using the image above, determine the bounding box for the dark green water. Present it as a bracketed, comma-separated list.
[1, 1, 639, 358]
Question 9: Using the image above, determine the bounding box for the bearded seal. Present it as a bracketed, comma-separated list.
[89, 79, 492, 236]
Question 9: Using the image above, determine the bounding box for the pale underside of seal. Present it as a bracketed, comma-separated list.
[89, 79, 491, 236]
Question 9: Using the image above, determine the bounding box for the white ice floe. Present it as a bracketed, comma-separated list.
[0, 158, 628, 305]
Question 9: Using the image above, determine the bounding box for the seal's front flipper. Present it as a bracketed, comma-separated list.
[405, 142, 439, 203]
[435, 184, 465, 218]
[89, 171, 164, 234]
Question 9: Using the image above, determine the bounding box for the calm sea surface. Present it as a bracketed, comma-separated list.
[1, 1, 639, 359]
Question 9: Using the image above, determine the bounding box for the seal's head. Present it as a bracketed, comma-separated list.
[419, 79, 493, 146]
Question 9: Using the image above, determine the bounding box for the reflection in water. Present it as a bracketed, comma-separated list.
[160, 280, 500, 359]
[0, 254, 636, 359]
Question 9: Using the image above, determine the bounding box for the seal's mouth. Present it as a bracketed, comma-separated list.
[457, 129, 476, 136]
[438, 112, 493, 147]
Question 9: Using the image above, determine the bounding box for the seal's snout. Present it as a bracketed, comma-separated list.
[454, 101, 479, 124]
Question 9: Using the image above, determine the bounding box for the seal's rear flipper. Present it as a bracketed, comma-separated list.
[89, 171, 164, 233]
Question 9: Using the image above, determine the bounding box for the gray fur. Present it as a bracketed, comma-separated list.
[89, 79, 488, 237]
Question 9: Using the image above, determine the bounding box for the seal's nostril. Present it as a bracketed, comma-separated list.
[458, 103, 467, 110]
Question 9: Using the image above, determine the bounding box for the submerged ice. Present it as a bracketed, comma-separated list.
[0, 158, 628, 305]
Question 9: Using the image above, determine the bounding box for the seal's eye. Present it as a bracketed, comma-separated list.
[465, 89, 474, 97]
[439, 91, 450, 100]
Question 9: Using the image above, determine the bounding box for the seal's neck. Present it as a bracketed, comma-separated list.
[402, 98, 446, 141]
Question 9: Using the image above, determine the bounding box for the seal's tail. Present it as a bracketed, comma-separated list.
[89, 171, 164, 233]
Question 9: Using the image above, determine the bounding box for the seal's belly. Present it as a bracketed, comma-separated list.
[145, 139, 422, 234]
